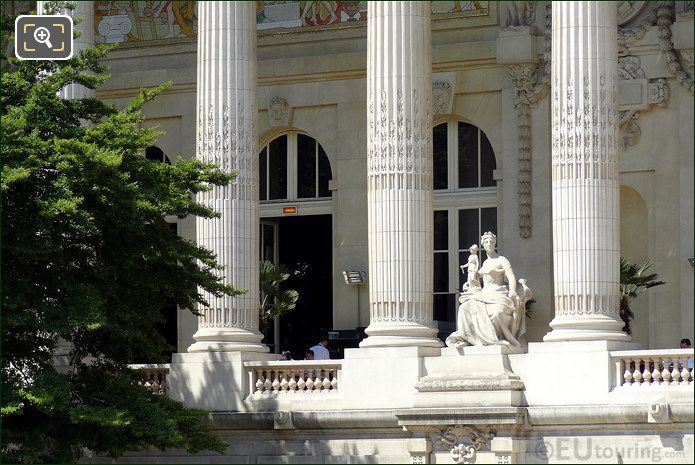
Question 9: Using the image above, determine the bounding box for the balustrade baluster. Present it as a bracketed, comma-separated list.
[661, 358, 671, 385]
[297, 372, 307, 392]
[651, 360, 662, 385]
[642, 358, 652, 385]
[271, 371, 281, 393]
[306, 374, 315, 391]
[255, 370, 265, 394]
[288, 369, 297, 392]
[633, 358, 643, 385]
[322, 371, 331, 390]
[681, 358, 692, 384]
[331, 371, 338, 390]
[264, 371, 272, 393]
[280, 371, 289, 392]
[623, 358, 633, 386]
[671, 360, 681, 384]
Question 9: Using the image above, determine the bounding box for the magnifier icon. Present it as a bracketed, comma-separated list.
[33, 27, 53, 49]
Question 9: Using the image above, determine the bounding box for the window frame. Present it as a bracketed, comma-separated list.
[431, 119, 499, 327]
[433, 119, 497, 192]
[259, 131, 333, 204]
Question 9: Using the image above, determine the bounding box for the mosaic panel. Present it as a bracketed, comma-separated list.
[93, 1, 489, 44]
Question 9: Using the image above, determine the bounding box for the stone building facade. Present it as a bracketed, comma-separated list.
[49, 1, 695, 463]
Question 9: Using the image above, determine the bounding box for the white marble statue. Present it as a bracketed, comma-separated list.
[446, 232, 532, 350]
[460, 244, 481, 293]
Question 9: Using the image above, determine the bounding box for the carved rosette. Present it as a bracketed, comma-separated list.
[545, 2, 628, 342]
[189, 1, 266, 352]
[362, 1, 441, 348]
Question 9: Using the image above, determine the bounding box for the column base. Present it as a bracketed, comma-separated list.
[543, 314, 630, 342]
[360, 322, 443, 348]
[187, 327, 269, 353]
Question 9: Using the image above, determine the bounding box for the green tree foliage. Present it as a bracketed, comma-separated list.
[1, 8, 231, 463]
[259, 260, 299, 328]
[619, 258, 665, 335]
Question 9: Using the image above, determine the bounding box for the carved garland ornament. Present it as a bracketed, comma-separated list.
[428, 426, 496, 464]
[507, 1, 552, 239]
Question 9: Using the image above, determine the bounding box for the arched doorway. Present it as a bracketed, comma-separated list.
[258, 132, 334, 358]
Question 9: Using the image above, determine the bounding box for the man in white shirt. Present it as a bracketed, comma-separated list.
[310, 336, 330, 360]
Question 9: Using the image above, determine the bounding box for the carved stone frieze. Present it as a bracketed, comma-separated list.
[502, 1, 536, 28]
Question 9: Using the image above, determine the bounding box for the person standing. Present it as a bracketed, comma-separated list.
[310, 335, 330, 360]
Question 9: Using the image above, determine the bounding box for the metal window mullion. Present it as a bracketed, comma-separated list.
[288, 132, 297, 201]
[265, 144, 270, 200]
[448, 120, 456, 191]
[448, 206, 458, 295]
[315, 138, 319, 198]
[477, 128, 481, 188]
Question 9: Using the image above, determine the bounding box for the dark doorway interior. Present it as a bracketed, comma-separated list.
[278, 214, 332, 359]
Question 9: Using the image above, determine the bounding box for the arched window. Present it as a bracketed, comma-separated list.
[145, 146, 172, 165]
[432, 121, 498, 334]
[433, 121, 496, 190]
[259, 133, 333, 202]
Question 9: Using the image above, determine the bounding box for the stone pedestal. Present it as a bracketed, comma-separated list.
[361, 1, 441, 349]
[544, 1, 629, 342]
[341, 347, 441, 410]
[414, 346, 524, 408]
[169, 351, 278, 411]
[187, 2, 267, 353]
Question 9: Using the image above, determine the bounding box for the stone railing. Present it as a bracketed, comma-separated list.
[129, 363, 170, 395]
[245, 360, 341, 396]
[611, 349, 694, 388]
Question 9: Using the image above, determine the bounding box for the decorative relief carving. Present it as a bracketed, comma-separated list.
[426, 426, 495, 464]
[618, 2, 692, 93]
[618, 56, 646, 79]
[509, 63, 537, 239]
[552, 75, 617, 181]
[268, 96, 289, 127]
[367, 88, 432, 186]
[616, 56, 671, 149]
[432, 81, 452, 115]
[505, 2, 551, 239]
[502, 1, 536, 28]
[649, 78, 670, 106]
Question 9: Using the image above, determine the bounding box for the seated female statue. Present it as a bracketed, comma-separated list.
[445, 231, 532, 350]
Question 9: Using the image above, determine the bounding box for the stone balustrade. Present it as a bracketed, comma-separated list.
[612, 350, 694, 388]
[245, 360, 340, 396]
[129, 364, 170, 395]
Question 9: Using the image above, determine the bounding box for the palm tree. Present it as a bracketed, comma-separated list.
[259, 260, 299, 331]
[620, 258, 665, 335]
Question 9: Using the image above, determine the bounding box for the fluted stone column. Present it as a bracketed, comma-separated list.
[544, 1, 629, 342]
[361, 2, 442, 348]
[188, 2, 267, 353]
[37, 1, 94, 99]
